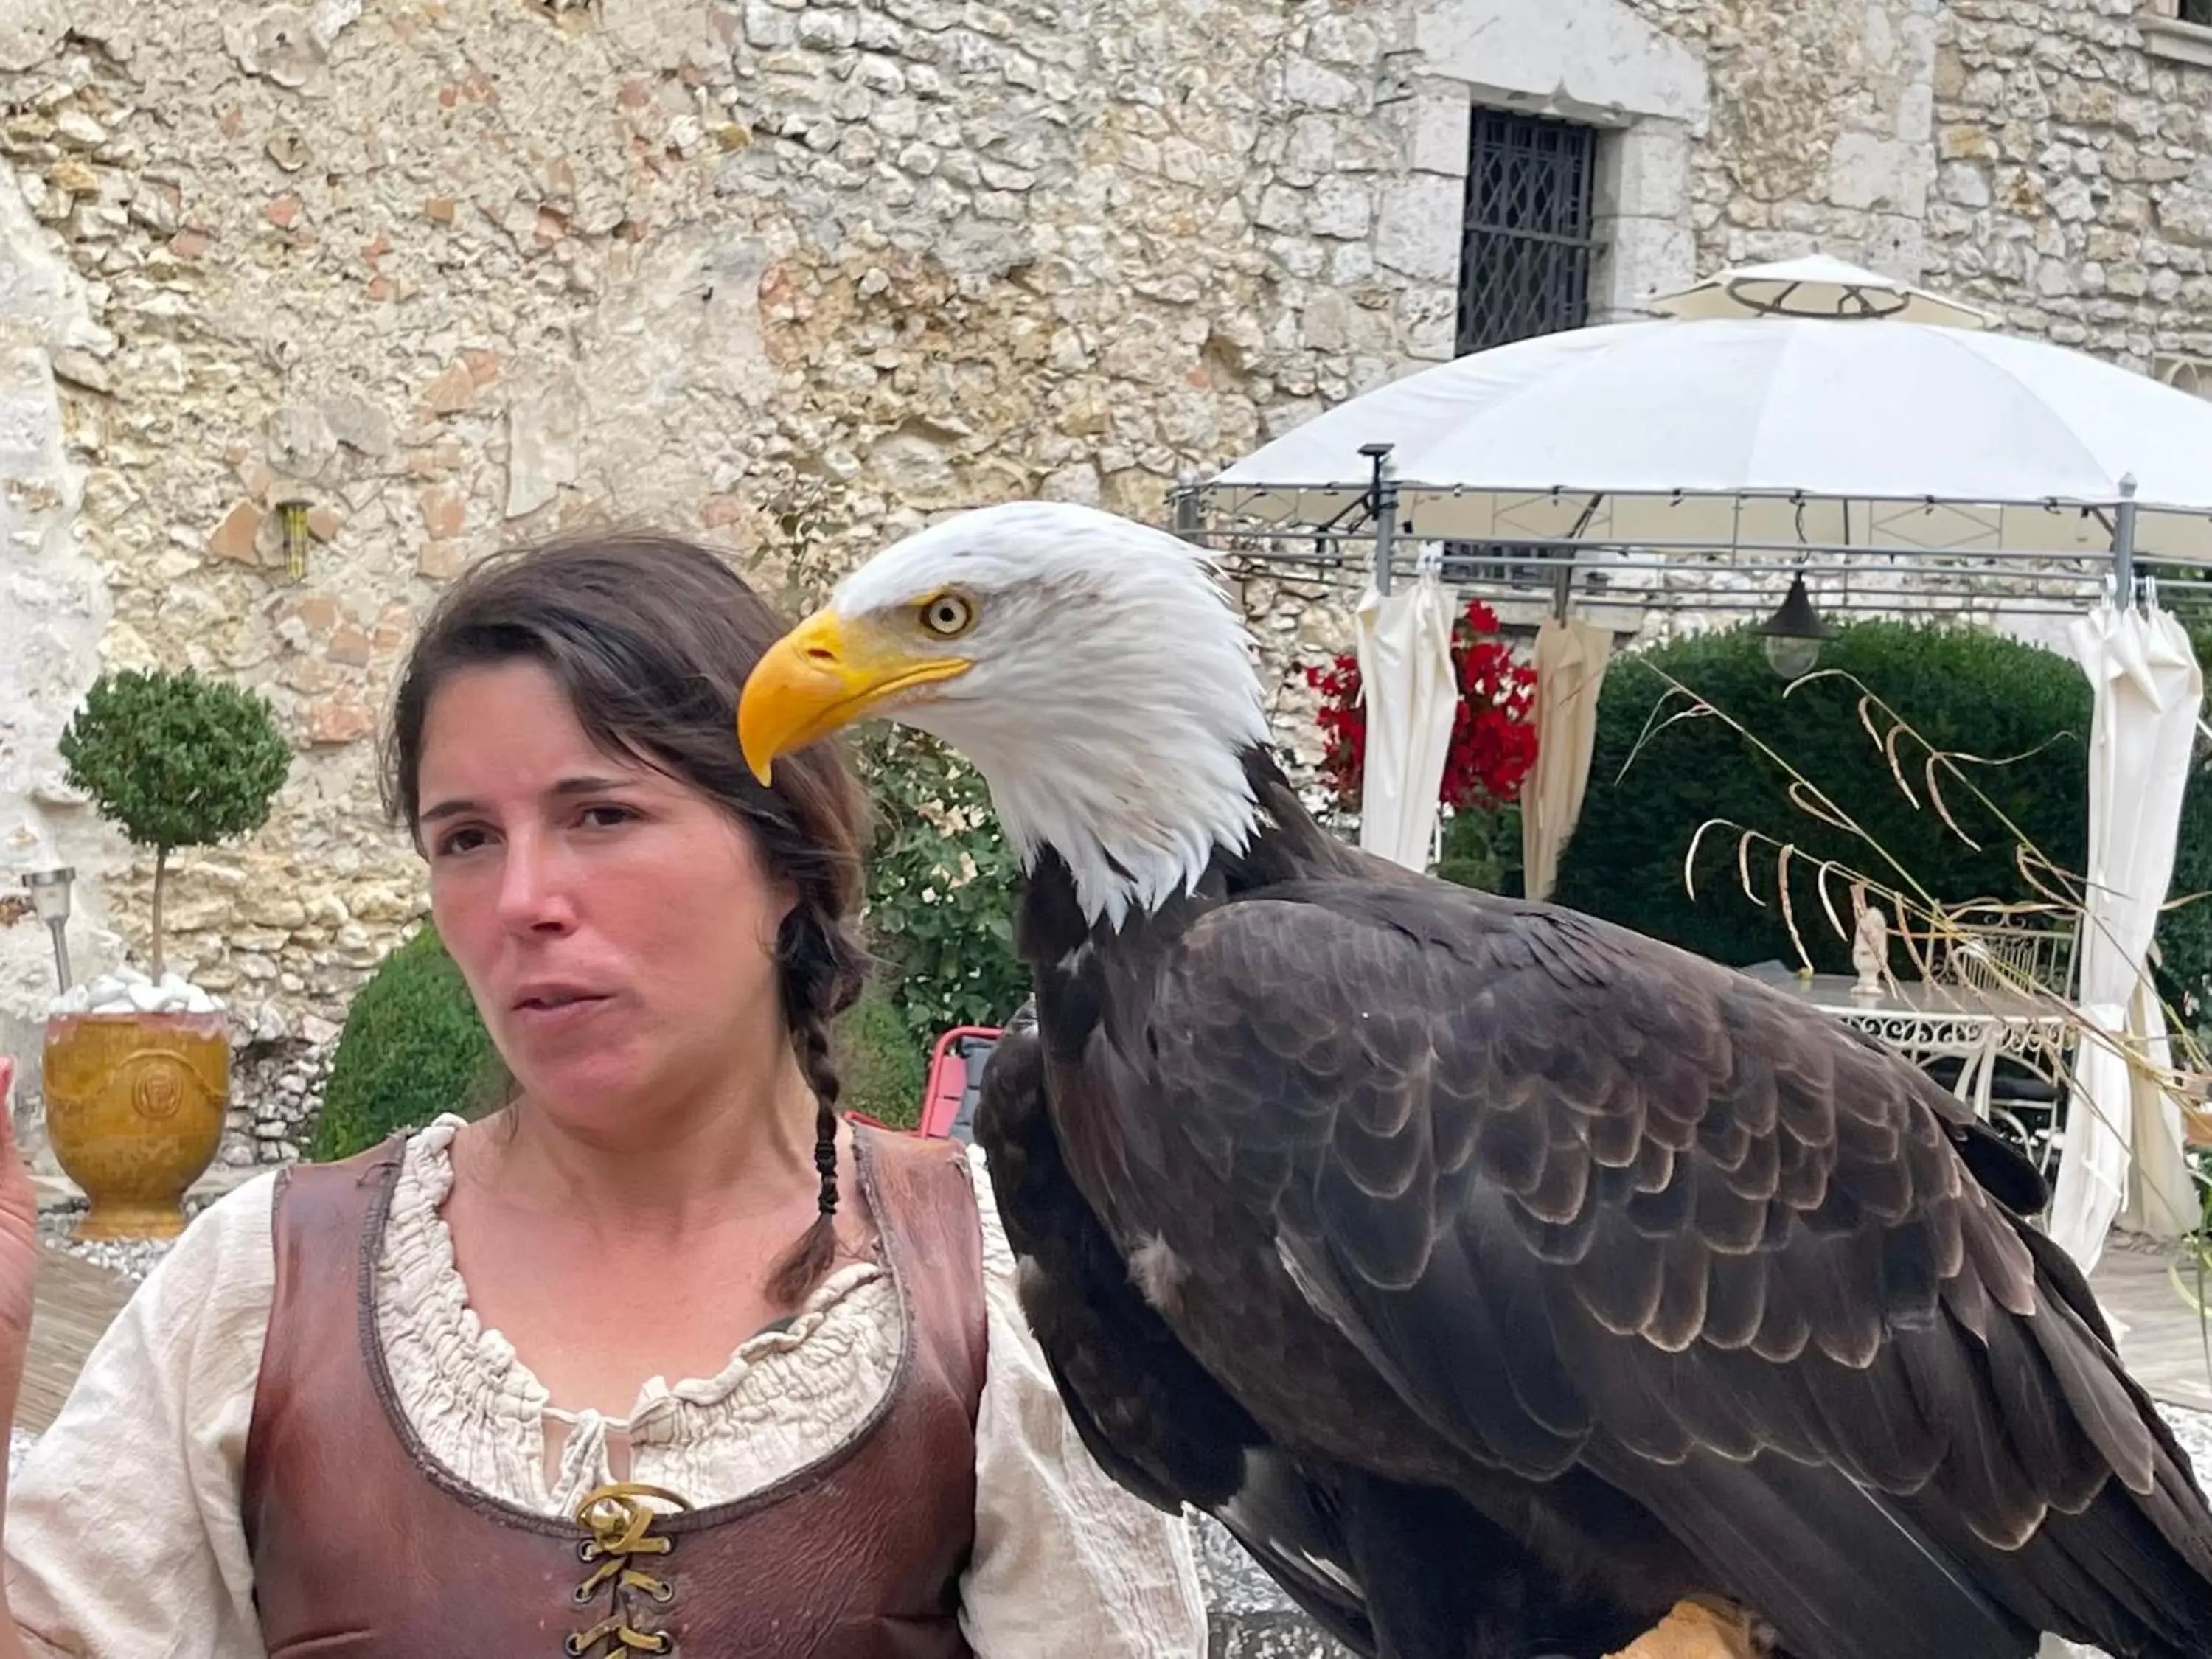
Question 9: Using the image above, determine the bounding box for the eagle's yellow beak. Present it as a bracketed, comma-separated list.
[738, 608, 970, 785]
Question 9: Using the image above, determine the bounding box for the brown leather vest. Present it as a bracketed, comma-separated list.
[241, 1124, 987, 1658]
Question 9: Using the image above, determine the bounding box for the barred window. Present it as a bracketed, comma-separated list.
[1447, 108, 1603, 597]
[1455, 108, 1599, 355]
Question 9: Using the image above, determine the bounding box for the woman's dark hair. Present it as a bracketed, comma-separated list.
[381, 529, 869, 1307]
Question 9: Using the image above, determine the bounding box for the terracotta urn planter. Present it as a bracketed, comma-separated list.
[41, 1009, 229, 1239]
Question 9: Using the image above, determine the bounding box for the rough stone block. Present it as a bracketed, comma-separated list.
[1598, 117, 1691, 223]
[1829, 131, 1918, 214]
[1373, 175, 1461, 284]
[1281, 59, 1358, 114]
[207, 502, 263, 563]
[742, 0, 793, 47]
[1590, 214, 1694, 318]
[1941, 161, 1992, 209]
[1307, 176, 1372, 240]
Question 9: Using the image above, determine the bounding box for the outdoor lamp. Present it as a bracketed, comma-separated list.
[22, 867, 72, 992]
[1758, 573, 1832, 681]
[274, 496, 313, 581]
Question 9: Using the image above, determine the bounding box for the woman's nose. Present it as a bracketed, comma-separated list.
[495, 832, 580, 933]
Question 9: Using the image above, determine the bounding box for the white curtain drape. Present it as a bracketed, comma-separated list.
[1354, 567, 1458, 871]
[1520, 617, 1613, 901]
[2045, 600, 2203, 1274]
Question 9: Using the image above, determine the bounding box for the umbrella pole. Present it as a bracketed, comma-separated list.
[1361, 442, 1398, 596]
[2112, 472, 2138, 600]
[1170, 467, 1203, 541]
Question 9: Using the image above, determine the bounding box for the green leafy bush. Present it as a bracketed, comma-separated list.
[58, 667, 292, 978]
[850, 725, 1029, 1048]
[1437, 804, 1525, 896]
[1552, 618, 2212, 984]
[309, 923, 503, 1161]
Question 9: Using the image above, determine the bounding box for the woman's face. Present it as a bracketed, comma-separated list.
[415, 659, 793, 1133]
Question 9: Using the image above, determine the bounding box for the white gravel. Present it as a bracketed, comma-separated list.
[35, 1198, 213, 1287]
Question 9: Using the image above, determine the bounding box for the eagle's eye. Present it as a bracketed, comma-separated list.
[918, 591, 975, 639]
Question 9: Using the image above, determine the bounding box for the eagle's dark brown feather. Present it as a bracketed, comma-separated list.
[1000, 745, 2212, 1659]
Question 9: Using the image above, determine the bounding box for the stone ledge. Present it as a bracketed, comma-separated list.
[2140, 15, 2212, 70]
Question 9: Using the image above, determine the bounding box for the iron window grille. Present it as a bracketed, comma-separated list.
[1445, 108, 1602, 596]
[1455, 108, 1599, 356]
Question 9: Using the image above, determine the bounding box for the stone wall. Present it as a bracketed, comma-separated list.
[0, 0, 2205, 1054]
[1648, 0, 1939, 279]
[1927, 0, 2212, 378]
[0, 0, 1466, 1047]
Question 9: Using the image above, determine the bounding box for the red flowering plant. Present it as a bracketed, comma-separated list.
[1301, 599, 1539, 816]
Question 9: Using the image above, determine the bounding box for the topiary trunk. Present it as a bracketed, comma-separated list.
[150, 844, 168, 981]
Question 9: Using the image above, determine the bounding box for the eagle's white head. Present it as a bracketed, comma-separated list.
[738, 499, 1270, 930]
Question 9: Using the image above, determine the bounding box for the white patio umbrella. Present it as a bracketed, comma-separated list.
[1646, 254, 1999, 330]
[1354, 560, 1458, 871]
[2045, 601, 2204, 1275]
[1209, 309, 2212, 560]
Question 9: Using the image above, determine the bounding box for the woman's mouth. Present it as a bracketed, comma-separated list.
[512, 987, 613, 1026]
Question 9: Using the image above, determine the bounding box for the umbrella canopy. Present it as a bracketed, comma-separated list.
[1646, 254, 1999, 330]
[1352, 567, 1458, 872]
[1209, 312, 2212, 560]
[2045, 602, 2205, 1270]
[1519, 616, 1613, 902]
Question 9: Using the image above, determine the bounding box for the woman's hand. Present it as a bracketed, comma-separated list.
[0, 1060, 40, 1429]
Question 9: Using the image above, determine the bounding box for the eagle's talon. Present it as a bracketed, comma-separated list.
[1601, 1596, 1773, 1659]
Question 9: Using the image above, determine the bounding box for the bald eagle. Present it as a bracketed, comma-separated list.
[737, 500, 2212, 1659]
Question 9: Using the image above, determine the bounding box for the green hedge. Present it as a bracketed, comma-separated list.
[1552, 619, 2212, 992]
[308, 922, 503, 1161]
[834, 981, 928, 1130]
[1437, 803, 1525, 897]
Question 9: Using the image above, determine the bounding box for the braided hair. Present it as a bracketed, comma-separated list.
[769, 887, 866, 1304]
[383, 527, 871, 1308]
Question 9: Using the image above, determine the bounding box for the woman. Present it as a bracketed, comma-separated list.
[0, 532, 1208, 1656]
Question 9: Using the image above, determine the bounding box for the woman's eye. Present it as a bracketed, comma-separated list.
[919, 594, 974, 638]
[435, 827, 489, 858]
[580, 804, 636, 829]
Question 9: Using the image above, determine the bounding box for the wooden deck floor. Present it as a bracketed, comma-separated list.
[16, 1245, 133, 1435]
[10, 1235, 2212, 1439]
[2090, 1242, 2212, 1413]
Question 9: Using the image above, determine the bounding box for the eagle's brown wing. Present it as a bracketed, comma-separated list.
[1110, 880, 2212, 1659]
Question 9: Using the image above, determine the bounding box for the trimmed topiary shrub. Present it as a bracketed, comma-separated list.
[58, 667, 293, 980]
[308, 923, 503, 1161]
[1552, 617, 2212, 989]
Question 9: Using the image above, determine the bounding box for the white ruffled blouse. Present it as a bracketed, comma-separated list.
[3, 1116, 1208, 1657]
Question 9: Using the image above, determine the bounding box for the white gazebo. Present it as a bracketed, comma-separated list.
[1181, 257, 2212, 1274]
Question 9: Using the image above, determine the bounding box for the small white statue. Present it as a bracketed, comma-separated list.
[1851, 887, 1888, 997]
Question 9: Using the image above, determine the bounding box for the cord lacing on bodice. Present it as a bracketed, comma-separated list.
[564, 1481, 693, 1656]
